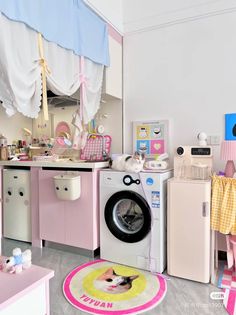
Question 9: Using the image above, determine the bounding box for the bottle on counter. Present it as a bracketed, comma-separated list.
[0, 134, 8, 160]
[0, 134, 7, 147]
[0, 147, 8, 160]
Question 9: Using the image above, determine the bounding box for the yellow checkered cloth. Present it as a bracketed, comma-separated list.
[211, 175, 236, 235]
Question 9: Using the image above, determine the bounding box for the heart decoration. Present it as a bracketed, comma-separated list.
[154, 143, 161, 151]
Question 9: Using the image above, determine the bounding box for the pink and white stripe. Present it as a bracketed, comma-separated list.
[220, 141, 236, 160]
[224, 289, 236, 315]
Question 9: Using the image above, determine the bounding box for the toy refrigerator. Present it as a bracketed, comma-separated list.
[167, 178, 211, 283]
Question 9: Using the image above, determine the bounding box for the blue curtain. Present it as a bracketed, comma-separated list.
[0, 0, 109, 66]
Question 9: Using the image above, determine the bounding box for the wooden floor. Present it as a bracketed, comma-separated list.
[1, 238, 226, 315]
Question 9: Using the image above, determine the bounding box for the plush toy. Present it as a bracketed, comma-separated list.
[3, 248, 32, 274]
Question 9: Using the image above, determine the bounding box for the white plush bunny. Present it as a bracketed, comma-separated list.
[4, 248, 32, 274]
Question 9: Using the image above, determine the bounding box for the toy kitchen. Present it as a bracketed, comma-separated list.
[0, 108, 115, 257]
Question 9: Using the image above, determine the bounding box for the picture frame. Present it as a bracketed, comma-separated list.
[225, 113, 236, 140]
[133, 120, 169, 158]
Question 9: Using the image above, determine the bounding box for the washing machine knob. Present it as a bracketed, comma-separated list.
[123, 175, 132, 185]
[123, 175, 140, 186]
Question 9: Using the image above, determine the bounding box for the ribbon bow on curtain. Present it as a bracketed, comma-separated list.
[72, 56, 89, 150]
[79, 56, 88, 122]
[38, 33, 51, 121]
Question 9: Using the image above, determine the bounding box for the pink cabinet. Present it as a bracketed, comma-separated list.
[39, 169, 99, 250]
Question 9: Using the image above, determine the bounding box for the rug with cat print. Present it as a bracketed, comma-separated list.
[63, 259, 167, 315]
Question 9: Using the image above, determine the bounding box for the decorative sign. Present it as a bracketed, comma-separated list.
[133, 120, 169, 157]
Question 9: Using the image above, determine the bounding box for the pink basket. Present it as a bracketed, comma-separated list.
[80, 134, 111, 161]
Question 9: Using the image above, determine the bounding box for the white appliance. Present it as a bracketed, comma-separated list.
[3, 169, 31, 242]
[174, 146, 213, 180]
[167, 178, 211, 283]
[100, 169, 172, 273]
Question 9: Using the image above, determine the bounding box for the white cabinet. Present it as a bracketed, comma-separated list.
[103, 35, 122, 99]
[3, 169, 31, 242]
[167, 178, 211, 283]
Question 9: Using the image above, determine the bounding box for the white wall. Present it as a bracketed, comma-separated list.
[0, 106, 32, 144]
[123, 9, 236, 171]
[123, 0, 236, 33]
[83, 0, 123, 34]
[96, 97, 123, 154]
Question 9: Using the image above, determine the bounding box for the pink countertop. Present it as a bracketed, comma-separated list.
[0, 263, 54, 310]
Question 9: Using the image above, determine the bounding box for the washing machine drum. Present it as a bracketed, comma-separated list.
[104, 190, 151, 243]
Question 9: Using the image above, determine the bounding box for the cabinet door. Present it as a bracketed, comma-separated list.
[167, 180, 211, 283]
[39, 170, 65, 244]
[103, 35, 122, 99]
[65, 172, 98, 250]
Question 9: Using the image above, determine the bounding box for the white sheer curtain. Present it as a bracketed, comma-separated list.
[0, 13, 104, 123]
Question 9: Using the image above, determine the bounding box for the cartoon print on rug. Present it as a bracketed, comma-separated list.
[63, 259, 167, 315]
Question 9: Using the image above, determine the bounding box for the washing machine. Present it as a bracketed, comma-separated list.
[100, 169, 173, 273]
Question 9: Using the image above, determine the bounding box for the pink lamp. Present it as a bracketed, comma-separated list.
[220, 141, 236, 177]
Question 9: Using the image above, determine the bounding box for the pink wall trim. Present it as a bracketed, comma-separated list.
[30, 167, 42, 248]
[108, 24, 122, 45]
[63, 259, 167, 315]
[0, 166, 3, 250]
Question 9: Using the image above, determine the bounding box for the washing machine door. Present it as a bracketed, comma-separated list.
[104, 190, 151, 243]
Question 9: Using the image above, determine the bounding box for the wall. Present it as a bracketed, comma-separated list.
[0, 106, 32, 144]
[96, 97, 123, 154]
[83, 0, 123, 34]
[123, 4, 236, 171]
[123, 0, 236, 33]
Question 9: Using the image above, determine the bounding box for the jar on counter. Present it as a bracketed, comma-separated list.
[11, 144, 16, 155]
[0, 147, 8, 160]
[7, 145, 11, 157]
[0, 135, 7, 147]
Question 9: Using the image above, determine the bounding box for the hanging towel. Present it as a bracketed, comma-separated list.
[71, 110, 88, 150]
[211, 176, 236, 235]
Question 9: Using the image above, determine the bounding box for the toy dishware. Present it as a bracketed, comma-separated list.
[55, 121, 71, 138]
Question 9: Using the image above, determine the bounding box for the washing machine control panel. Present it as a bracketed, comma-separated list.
[123, 175, 140, 186]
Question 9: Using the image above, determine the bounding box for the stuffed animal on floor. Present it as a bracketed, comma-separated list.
[2, 248, 32, 274]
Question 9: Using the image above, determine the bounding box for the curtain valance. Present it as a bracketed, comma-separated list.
[0, 12, 104, 123]
[0, 0, 109, 66]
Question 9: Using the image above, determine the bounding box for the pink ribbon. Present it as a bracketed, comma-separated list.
[79, 56, 88, 123]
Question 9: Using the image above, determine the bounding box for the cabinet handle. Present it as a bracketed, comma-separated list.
[202, 202, 209, 217]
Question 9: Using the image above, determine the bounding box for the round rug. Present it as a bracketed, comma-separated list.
[63, 259, 167, 315]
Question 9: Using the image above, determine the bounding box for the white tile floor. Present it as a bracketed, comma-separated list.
[1, 238, 227, 315]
